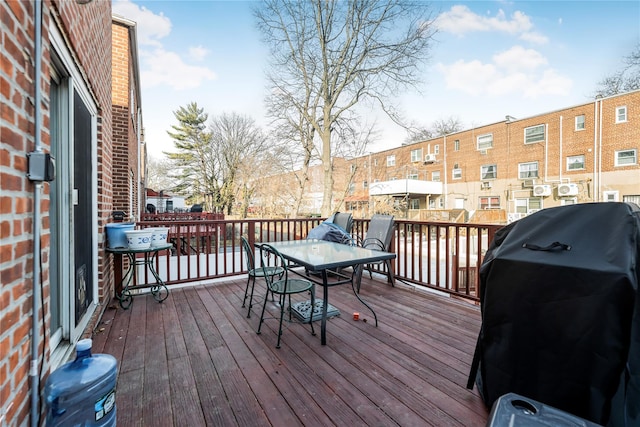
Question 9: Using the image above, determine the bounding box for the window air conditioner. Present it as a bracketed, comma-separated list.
[424, 154, 436, 163]
[533, 184, 551, 197]
[481, 181, 492, 189]
[521, 179, 535, 189]
[558, 183, 579, 196]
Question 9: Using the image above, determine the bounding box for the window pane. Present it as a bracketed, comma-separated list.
[525, 125, 545, 144]
[575, 115, 585, 130]
[410, 149, 422, 162]
[386, 155, 395, 166]
[481, 164, 497, 180]
[567, 155, 585, 170]
[432, 171, 440, 181]
[518, 162, 539, 178]
[616, 106, 627, 123]
[477, 134, 493, 150]
[617, 150, 637, 165]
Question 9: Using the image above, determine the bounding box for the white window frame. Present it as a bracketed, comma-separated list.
[434, 145, 440, 155]
[479, 196, 500, 210]
[432, 171, 440, 182]
[575, 115, 585, 131]
[477, 133, 493, 150]
[454, 140, 460, 151]
[481, 164, 497, 180]
[409, 198, 420, 210]
[407, 173, 418, 180]
[363, 181, 368, 189]
[616, 106, 627, 123]
[452, 168, 462, 180]
[615, 149, 637, 166]
[603, 191, 619, 202]
[567, 155, 585, 171]
[410, 148, 422, 163]
[386, 155, 395, 167]
[518, 162, 539, 179]
[524, 124, 545, 144]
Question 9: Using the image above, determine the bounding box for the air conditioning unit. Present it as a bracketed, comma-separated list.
[424, 154, 436, 164]
[558, 183, 579, 196]
[481, 181, 492, 189]
[521, 179, 535, 189]
[533, 184, 551, 197]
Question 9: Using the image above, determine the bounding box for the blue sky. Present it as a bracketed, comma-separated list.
[112, 0, 640, 156]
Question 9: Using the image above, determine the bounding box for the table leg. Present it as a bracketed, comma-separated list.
[321, 270, 329, 345]
[146, 251, 169, 302]
[118, 253, 136, 309]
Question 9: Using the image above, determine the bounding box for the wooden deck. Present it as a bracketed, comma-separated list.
[92, 274, 489, 426]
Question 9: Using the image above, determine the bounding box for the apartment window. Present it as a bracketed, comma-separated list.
[518, 162, 539, 179]
[434, 145, 440, 155]
[374, 158, 378, 166]
[481, 164, 497, 180]
[525, 124, 545, 144]
[432, 171, 440, 182]
[454, 139, 460, 151]
[409, 199, 420, 209]
[516, 198, 542, 214]
[407, 173, 418, 180]
[567, 155, 585, 171]
[348, 183, 355, 194]
[477, 133, 493, 150]
[386, 155, 395, 167]
[452, 167, 462, 180]
[575, 115, 585, 130]
[616, 149, 637, 166]
[410, 148, 422, 162]
[616, 106, 627, 123]
[350, 164, 356, 173]
[363, 181, 368, 189]
[479, 196, 500, 210]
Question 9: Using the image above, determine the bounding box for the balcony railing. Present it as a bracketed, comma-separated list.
[126, 217, 501, 302]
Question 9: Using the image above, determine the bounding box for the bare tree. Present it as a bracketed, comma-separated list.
[255, 0, 436, 216]
[595, 43, 640, 97]
[406, 116, 464, 144]
[210, 112, 266, 216]
[146, 155, 176, 194]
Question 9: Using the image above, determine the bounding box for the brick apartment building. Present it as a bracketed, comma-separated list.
[0, 2, 143, 425]
[346, 89, 640, 223]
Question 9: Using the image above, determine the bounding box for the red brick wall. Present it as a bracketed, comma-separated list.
[0, 0, 113, 424]
[351, 90, 640, 220]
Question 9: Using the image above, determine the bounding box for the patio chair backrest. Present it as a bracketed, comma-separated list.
[363, 214, 395, 251]
[241, 236, 255, 271]
[332, 212, 353, 234]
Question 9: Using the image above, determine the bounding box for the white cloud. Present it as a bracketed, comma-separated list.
[436, 5, 547, 45]
[113, 0, 171, 47]
[141, 48, 216, 90]
[437, 46, 572, 99]
[113, 1, 217, 92]
[188, 46, 210, 62]
[493, 46, 547, 72]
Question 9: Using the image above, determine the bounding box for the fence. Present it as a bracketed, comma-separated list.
[125, 217, 502, 302]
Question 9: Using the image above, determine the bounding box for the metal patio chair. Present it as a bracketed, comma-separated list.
[256, 243, 316, 348]
[356, 214, 395, 293]
[241, 236, 283, 318]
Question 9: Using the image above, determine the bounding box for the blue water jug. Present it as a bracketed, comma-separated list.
[44, 339, 117, 426]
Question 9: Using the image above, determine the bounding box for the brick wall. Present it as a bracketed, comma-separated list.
[0, 0, 113, 424]
[350, 90, 640, 220]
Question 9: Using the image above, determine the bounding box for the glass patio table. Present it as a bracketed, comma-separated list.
[259, 239, 396, 345]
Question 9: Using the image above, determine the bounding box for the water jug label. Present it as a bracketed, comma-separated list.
[95, 388, 115, 421]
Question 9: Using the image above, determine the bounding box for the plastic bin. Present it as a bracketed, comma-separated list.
[105, 222, 135, 249]
[487, 392, 601, 426]
[44, 339, 117, 426]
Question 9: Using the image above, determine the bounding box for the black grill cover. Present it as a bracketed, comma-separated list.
[468, 202, 640, 426]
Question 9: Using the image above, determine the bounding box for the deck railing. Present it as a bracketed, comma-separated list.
[127, 217, 502, 302]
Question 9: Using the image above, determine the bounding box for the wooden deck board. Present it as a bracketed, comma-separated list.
[92, 275, 490, 426]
